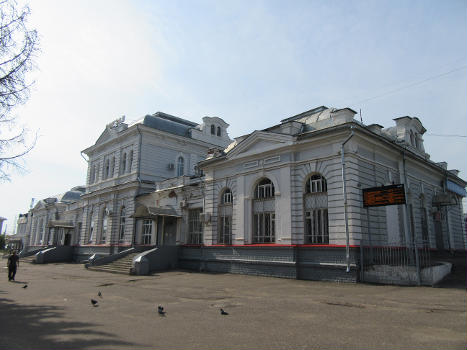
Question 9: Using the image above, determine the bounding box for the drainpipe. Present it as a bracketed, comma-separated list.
[341, 126, 354, 273]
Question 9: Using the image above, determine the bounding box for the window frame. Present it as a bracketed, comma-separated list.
[142, 219, 152, 245]
[218, 188, 233, 244]
[119, 207, 126, 242]
[188, 209, 203, 244]
[255, 178, 275, 199]
[304, 173, 329, 244]
[101, 210, 108, 243]
[177, 156, 185, 177]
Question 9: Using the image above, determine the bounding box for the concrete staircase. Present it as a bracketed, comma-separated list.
[87, 252, 140, 275]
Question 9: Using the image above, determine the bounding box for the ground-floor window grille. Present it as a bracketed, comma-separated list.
[188, 209, 203, 244]
[252, 198, 275, 243]
[253, 212, 275, 243]
[305, 209, 329, 244]
[143, 219, 152, 245]
[218, 215, 232, 244]
[218, 203, 232, 244]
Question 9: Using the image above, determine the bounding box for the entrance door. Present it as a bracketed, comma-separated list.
[64, 232, 72, 246]
[163, 217, 177, 245]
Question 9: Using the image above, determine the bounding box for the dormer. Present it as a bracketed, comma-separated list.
[191, 116, 233, 148]
[391, 116, 427, 154]
[367, 124, 384, 135]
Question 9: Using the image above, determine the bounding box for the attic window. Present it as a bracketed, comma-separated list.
[211, 125, 215, 135]
[410, 130, 415, 146]
[217, 126, 221, 137]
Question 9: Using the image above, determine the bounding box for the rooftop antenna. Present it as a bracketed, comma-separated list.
[359, 109, 363, 123]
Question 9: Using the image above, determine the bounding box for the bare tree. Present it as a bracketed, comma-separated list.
[0, 0, 38, 181]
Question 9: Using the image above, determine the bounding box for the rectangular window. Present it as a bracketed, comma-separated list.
[143, 219, 152, 245]
[188, 209, 203, 244]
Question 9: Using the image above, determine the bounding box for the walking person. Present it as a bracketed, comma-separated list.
[7, 250, 19, 281]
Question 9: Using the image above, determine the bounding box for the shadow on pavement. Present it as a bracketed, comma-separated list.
[0, 296, 138, 350]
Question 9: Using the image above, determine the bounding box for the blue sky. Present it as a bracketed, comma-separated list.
[1, 0, 466, 233]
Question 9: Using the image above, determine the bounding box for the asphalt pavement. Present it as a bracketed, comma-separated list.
[1, 262, 466, 349]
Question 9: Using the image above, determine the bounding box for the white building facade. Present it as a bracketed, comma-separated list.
[74, 112, 231, 260]
[17, 106, 466, 282]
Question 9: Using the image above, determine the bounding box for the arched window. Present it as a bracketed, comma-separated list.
[255, 178, 275, 199]
[101, 209, 108, 243]
[119, 207, 126, 242]
[253, 178, 275, 243]
[217, 126, 221, 137]
[121, 153, 127, 174]
[304, 174, 328, 244]
[218, 188, 233, 244]
[305, 174, 327, 193]
[128, 150, 134, 172]
[211, 124, 215, 135]
[88, 210, 94, 243]
[111, 157, 115, 177]
[177, 156, 184, 176]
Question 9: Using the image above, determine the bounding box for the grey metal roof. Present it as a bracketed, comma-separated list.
[60, 190, 83, 203]
[280, 106, 328, 123]
[154, 112, 198, 127]
[143, 113, 197, 138]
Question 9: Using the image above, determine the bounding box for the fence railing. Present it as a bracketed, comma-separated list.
[360, 240, 432, 285]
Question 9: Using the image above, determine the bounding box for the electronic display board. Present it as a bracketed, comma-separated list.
[362, 184, 406, 207]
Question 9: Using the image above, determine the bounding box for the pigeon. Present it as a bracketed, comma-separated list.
[220, 308, 229, 315]
[158, 306, 166, 316]
[98, 291, 102, 298]
[91, 299, 99, 307]
[22, 285, 28, 289]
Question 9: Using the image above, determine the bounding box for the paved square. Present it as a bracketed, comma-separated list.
[1, 262, 466, 349]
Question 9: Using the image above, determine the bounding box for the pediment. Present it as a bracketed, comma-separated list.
[33, 201, 45, 210]
[227, 131, 294, 159]
[95, 128, 112, 145]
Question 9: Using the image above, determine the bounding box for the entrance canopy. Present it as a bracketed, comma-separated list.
[131, 205, 181, 219]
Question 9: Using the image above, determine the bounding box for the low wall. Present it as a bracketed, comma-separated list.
[19, 248, 44, 258]
[35, 246, 73, 264]
[179, 246, 358, 282]
[362, 262, 452, 286]
[133, 246, 180, 275]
